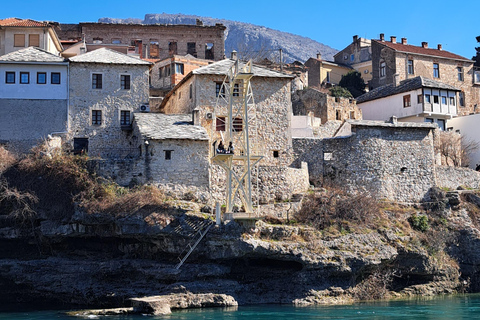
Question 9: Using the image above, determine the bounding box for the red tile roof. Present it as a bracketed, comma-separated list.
[374, 40, 471, 62]
[0, 18, 48, 27]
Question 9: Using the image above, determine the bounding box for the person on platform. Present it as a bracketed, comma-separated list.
[227, 141, 234, 154]
[217, 141, 225, 154]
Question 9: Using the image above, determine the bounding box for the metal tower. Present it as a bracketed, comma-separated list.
[212, 60, 263, 216]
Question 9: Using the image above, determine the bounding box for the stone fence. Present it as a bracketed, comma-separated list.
[436, 166, 480, 190]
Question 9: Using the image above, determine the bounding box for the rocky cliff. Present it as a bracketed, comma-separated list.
[98, 13, 338, 63]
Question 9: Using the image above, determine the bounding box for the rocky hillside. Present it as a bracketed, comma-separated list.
[98, 13, 338, 63]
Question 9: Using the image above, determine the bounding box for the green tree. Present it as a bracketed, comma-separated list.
[329, 86, 353, 99]
[339, 70, 366, 98]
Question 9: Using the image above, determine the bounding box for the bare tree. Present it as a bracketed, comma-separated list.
[436, 131, 479, 167]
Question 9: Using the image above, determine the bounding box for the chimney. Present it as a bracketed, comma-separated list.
[401, 37, 407, 45]
[437, 44, 442, 50]
[394, 73, 400, 87]
[353, 35, 358, 42]
[422, 42, 428, 48]
[316, 52, 322, 60]
[390, 36, 397, 43]
[380, 33, 385, 41]
[231, 50, 237, 60]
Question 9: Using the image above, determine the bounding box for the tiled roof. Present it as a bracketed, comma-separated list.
[0, 47, 66, 63]
[0, 18, 48, 27]
[374, 40, 472, 62]
[69, 48, 152, 65]
[356, 76, 460, 104]
[193, 59, 294, 78]
[347, 119, 437, 129]
[307, 57, 353, 70]
[134, 113, 209, 140]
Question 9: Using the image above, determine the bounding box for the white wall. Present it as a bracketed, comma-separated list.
[358, 89, 423, 121]
[448, 114, 480, 169]
[1, 27, 60, 56]
[0, 63, 68, 99]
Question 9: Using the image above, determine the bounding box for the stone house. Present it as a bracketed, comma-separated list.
[334, 35, 372, 85]
[356, 76, 460, 130]
[370, 35, 479, 115]
[0, 47, 68, 151]
[149, 54, 211, 97]
[56, 22, 226, 61]
[304, 53, 353, 88]
[68, 48, 151, 157]
[293, 119, 438, 202]
[0, 18, 63, 56]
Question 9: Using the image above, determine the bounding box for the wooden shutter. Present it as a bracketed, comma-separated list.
[29, 34, 40, 47]
[14, 34, 25, 47]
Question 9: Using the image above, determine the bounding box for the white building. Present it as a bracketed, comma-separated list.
[0, 47, 68, 149]
[356, 76, 459, 130]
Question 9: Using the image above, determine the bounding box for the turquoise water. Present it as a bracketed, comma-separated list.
[2, 295, 480, 319]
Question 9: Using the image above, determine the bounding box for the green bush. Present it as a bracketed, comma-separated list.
[409, 214, 429, 232]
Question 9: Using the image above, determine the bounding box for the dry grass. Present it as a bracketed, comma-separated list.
[353, 267, 394, 301]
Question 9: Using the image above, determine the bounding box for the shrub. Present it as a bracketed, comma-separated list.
[408, 213, 429, 232]
[353, 268, 393, 301]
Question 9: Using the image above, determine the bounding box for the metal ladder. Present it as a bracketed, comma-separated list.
[175, 219, 214, 269]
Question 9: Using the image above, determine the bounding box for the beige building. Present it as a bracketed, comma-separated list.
[305, 53, 353, 88]
[0, 18, 63, 56]
[334, 35, 372, 85]
[68, 48, 151, 157]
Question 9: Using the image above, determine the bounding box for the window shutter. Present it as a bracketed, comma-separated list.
[29, 34, 40, 47]
[14, 34, 25, 47]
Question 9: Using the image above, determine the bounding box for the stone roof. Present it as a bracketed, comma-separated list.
[192, 59, 294, 78]
[356, 76, 460, 104]
[347, 119, 437, 129]
[0, 18, 48, 27]
[134, 113, 209, 141]
[0, 47, 66, 63]
[69, 48, 152, 65]
[374, 40, 472, 62]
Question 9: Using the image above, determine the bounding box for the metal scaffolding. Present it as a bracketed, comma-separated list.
[212, 60, 263, 216]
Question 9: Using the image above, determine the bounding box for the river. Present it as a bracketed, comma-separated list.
[1, 294, 480, 319]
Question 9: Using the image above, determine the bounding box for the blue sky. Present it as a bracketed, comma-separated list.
[3, 0, 478, 60]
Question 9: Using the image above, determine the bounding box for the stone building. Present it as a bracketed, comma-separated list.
[68, 48, 151, 157]
[356, 76, 460, 130]
[305, 53, 353, 88]
[370, 34, 479, 115]
[334, 35, 372, 85]
[149, 54, 211, 97]
[0, 18, 63, 56]
[0, 47, 68, 151]
[293, 119, 438, 202]
[56, 22, 226, 61]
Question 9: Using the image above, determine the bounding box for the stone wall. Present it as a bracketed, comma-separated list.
[68, 62, 150, 158]
[436, 166, 480, 190]
[293, 123, 437, 202]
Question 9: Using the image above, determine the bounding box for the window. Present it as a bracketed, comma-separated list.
[408, 60, 414, 75]
[350, 111, 355, 119]
[417, 94, 423, 104]
[433, 63, 440, 78]
[350, 54, 355, 62]
[205, 43, 214, 60]
[168, 41, 177, 56]
[5, 72, 15, 84]
[51, 72, 60, 84]
[433, 95, 439, 104]
[73, 138, 88, 155]
[441, 96, 447, 104]
[215, 82, 225, 98]
[178, 91, 181, 99]
[14, 34, 25, 47]
[273, 150, 279, 158]
[92, 73, 102, 89]
[37, 72, 46, 84]
[189, 84, 193, 99]
[475, 71, 480, 84]
[336, 110, 341, 120]
[20, 72, 29, 84]
[457, 67, 464, 81]
[233, 117, 243, 132]
[165, 66, 171, 77]
[216, 116, 226, 131]
[425, 94, 431, 103]
[187, 42, 197, 57]
[111, 39, 121, 44]
[459, 92, 465, 107]
[164, 150, 172, 160]
[380, 61, 386, 77]
[425, 118, 434, 123]
[120, 75, 130, 90]
[120, 111, 131, 126]
[91, 110, 102, 125]
[159, 67, 163, 79]
[403, 94, 411, 108]
[29, 34, 40, 47]
[437, 119, 446, 131]
[326, 71, 330, 83]
[450, 97, 456, 106]
[233, 83, 239, 96]
[174, 63, 184, 74]
[92, 37, 103, 44]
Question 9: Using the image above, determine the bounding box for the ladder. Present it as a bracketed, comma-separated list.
[175, 220, 214, 269]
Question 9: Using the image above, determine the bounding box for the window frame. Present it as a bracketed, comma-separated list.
[120, 74, 131, 90]
[20, 72, 29, 84]
[174, 63, 184, 75]
[29, 34, 40, 47]
[433, 63, 440, 78]
[403, 94, 411, 108]
[37, 72, 46, 84]
[120, 110, 131, 126]
[5, 71, 15, 84]
[92, 73, 103, 89]
[164, 150, 173, 160]
[51, 72, 61, 85]
[215, 82, 225, 98]
[441, 96, 447, 105]
[425, 94, 431, 103]
[450, 96, 456, 106]
[407, 60, 414, 75]
[91, 110, 102, 126]
[233, 117, 243, 132]
[380, 61, 386, 78]
[433, 95, 439, 104]
[215, 116, 226, 131]
[457, 67, 464, 82]
[459, 92, 465, 107]
[14, 34, 25, 47]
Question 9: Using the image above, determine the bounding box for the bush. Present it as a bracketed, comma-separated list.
[329, 86, 353, 99]
[353, 268, 393, 301]
[408, 213, 429, 232]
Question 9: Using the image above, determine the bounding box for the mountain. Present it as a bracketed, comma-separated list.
[98, 13, 338, 63]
